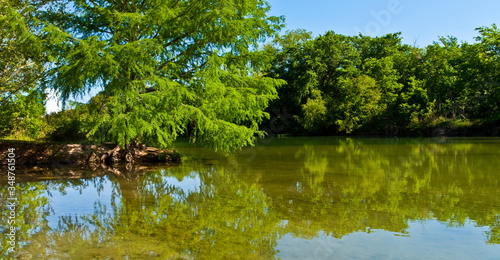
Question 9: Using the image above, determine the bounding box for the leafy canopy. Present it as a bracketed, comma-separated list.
[267, 25, 500, 135]
[38, 0, 284, 151]
[0, 0, 46, 139]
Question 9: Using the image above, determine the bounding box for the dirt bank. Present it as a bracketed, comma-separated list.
[0, 141, 181, 168]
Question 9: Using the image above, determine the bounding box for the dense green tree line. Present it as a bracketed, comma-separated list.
[264, 26, 500, 136]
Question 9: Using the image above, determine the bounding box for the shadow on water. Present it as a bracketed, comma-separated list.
[1, 137, 500, 259]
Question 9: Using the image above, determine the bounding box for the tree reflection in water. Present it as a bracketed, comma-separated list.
[1, 138, 499, 259]
[4, 165, 281, 259]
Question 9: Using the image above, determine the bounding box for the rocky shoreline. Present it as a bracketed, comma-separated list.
[0, 142, 181, 169]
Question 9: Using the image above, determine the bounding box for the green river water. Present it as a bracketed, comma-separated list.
[1, 137, 500, 259]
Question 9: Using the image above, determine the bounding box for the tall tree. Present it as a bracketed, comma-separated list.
[38, 0, 284, 151]
[0, 0, 46, 139]
[462, 24, 500, 120]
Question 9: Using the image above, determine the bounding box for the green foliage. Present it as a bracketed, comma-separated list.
[0, 91, 46, 139]
[465, 25, 500, 120]
[398, 77, 434, 130]
[267, 24, 500, 136]
[333, 75, 381, 133]
[0, 0, 47, 140]
[0, 0, 44, 93]
[38, 0, 284, 151]
[44, 102, 88, 142]
[299, 89, 327, 132]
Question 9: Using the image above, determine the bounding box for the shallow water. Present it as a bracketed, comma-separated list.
[1, 137, 500, 259]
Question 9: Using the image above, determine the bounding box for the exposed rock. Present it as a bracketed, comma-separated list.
[0, 142, 181, 168]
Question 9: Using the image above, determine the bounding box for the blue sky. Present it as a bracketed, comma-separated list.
[45, 0, 500, 113]
[266, 0, 500, 47]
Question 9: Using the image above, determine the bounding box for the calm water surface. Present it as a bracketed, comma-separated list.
[1, 137, 500, 259]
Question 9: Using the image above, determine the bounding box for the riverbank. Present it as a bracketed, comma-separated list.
[349, 118, 500, 137]
[0, 141, 181, 168]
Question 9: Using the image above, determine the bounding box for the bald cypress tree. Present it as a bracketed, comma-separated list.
[39, 0, 284, 151]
